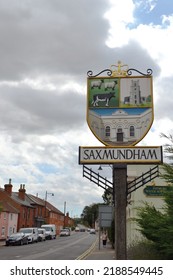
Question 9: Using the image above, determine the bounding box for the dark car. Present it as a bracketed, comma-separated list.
[6, 232, 28, 246]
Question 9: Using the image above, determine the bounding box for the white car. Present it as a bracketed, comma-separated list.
[19, 227, 39, 243]
[90, 229, 96, 234]
[60, 229, 70, 237]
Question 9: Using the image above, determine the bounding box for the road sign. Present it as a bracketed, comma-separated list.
[144, 185, 173, 196]
[79, 146, 163, 164]
[99, 205, 113, 228]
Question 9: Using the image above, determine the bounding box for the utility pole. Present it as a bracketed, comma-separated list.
[64, 201, 66, 228]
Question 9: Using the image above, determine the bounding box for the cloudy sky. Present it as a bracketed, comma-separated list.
[0, 0, 173, 217]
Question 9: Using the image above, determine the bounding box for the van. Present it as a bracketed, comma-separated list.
[75, 226, 80, 232]
[19, 227, 39, 243]
[41, 224, 56, 240]
[38, 228, 46, 241]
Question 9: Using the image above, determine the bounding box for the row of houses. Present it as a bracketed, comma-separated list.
[0, 179, 74, 240]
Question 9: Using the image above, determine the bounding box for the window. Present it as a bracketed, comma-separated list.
[9, 227, 13, 236]
[27, 208, 30, 219]
[105, 126, 110, 137]
[130, 126, 135, 137]
[23, 209, 25, 219]
[1, 226, 5, 237]
[117, 128, 122, 133]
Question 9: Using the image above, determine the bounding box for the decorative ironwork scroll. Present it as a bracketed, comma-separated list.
[127, 68, 153, 76]
[87, 69, 112, 77]
[87, 61, 153, 77]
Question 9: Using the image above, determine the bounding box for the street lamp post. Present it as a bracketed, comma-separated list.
[44, 191, 54, 219]
[98, 165, 114, 205]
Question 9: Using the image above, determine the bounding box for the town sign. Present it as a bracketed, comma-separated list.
[87, 62, 153, 147]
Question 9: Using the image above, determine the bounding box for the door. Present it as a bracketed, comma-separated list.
[117, 128, 123, 142]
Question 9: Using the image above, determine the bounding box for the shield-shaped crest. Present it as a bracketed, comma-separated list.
[87, 75, 153, 147]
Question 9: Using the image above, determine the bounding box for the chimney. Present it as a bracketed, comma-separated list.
[4, 178, 13, 196]
[18, 184, 26, 200]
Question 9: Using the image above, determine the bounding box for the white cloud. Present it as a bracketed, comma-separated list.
[105, 0, 135, 47]
[0, 0, 173, 216]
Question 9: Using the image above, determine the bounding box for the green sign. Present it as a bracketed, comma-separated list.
[144, 186, 173, 196]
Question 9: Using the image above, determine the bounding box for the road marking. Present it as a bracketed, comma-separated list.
[76, 237, 98, 260]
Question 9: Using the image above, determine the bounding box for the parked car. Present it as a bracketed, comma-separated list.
[60, 229, 70, 237]
[90, 228, 96, 234]
[19, 227, 39, 243]
[6, 232, 28, 246]
[38, 228, 46, 241]
[41, 224, 56, 239]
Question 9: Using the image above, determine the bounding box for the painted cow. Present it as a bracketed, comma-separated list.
[91, 92, 115, 106]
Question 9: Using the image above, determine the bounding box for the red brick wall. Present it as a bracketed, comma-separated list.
[0, 189, 35, 230]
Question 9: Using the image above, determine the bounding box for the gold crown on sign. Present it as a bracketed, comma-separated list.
[110, 60, 129, 77]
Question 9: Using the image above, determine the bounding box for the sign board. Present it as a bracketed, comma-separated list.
[79, 146, 163, 164]
[87, 74, 153, 147]
[144, 185, 173, 196]
[99, 205, 113, 228]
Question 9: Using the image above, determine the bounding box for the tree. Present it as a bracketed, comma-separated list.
[82, 203, 102, 227]
[135, 133, 173, 259]
[135, 188, 173, 259]
[102, 188, 113, 205]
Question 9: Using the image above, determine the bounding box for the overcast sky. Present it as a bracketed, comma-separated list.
[0, 0, 173, 217]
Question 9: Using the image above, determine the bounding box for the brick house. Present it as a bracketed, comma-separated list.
[25, 194, 66, 235]
[64, 212, 74, 228]
[0, 179, 74, 238]
[0, 201, 19, 240]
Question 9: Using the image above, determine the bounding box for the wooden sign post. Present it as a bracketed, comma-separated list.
[113, 163, 127, 259]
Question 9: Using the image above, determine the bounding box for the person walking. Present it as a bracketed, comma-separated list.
[101, 231, 108, 247]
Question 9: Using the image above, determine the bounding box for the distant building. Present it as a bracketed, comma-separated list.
[0, 180, 73, 240]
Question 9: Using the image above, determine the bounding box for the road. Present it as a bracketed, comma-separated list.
[0, 231, 97, 260]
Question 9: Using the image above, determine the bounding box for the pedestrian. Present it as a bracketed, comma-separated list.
[101, 231, 107, 247]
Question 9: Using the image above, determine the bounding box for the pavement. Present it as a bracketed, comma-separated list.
[77, 238, 115, 260]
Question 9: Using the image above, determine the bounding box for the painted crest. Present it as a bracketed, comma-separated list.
[87, 62, 153, 147]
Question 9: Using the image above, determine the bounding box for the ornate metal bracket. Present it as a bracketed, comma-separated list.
[87, 69, 112, 77]
[127, 68, 153, 76]
[87, 61, 153, 77]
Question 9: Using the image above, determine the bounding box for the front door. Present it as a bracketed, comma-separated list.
[117, 128, 123, 142]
